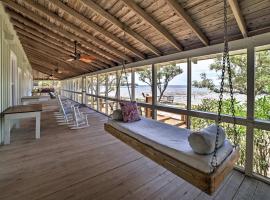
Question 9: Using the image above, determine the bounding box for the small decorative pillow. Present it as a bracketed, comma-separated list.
[119, 101, 141, 122]
[188, 124, 226, 155]
[111, 109, 123, 121]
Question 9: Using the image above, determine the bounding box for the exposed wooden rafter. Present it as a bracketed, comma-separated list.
[228, 0, 248, 38]
[31, 64, 64, 79]
[13, 24, 101, 71]
[6, 9, 115, 67]
[19, 36, 93, 74]
[29, 58, 72, 77]
[80, 0, 162, 56]
[49, 0, 145, 60]
[121, 0, 184, 51]
[2, 0, 122, 65]
[21, 42, 85, 75]
[165, 0, 209, 46]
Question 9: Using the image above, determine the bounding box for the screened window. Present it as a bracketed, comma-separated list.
[107, 72, 117, 98]
[191, 50, 247, 116]
[156, 60, 187, 108]
[255, 47, 270, 121]
[119, 70, 132, 100]
[98, 74, 106, 96]
[134, 65, 152, 103]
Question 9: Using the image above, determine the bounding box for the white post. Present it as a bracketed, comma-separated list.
[131, 69, 135, 101]
[82, 76, 86, 105]
[105, 74, 108, 115]
[152, 64, 157, 119]
[116, 71, 120, 109]
[245, 45, 255, 176]
[187, 58, 192, 128]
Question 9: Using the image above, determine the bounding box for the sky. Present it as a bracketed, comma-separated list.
[134, 59, 221, 86]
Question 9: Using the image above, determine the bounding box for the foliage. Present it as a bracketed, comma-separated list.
[191, 96, 270, 175]
[138, 64, 183, 101]
[87, 75, 116, 95]
[192, 50, 270, 95]
[192, 73, 215, 90]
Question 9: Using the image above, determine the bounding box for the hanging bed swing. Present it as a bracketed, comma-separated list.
[104, 0, 240, 195]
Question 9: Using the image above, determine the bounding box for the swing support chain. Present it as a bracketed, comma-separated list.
[211, 0, 238, 168]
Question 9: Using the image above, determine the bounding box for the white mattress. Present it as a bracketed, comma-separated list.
[108, 118, 233, 174]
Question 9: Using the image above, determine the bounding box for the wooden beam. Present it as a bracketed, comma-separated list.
[2, 1, 121, 65]
[80, 0, 161, 56]
[14, 26, 100, 71]
[49, 0, 145, 59]
[228, 0, 248, 38]
[7, 12, 112, 68]
[23, 47, 92, 77]
[27, 56, 75, 78]
[31, 64, 64, 79]
[165, 0, 209, 46]
[11, 20, 106, 70]
[21, 42, 85, 75]
[121, 0, 183, 51]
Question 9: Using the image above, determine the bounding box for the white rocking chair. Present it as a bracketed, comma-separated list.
[69, 105, 90, 129]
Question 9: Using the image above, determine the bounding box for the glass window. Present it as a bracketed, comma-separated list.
[253, 129, 270, 178]
[156, 60, 187, 109]
[157, 110, 187, 128]
[107, 100, 117, 116]
[120, 69, 132, 100]
[108, 72, 117, 98]
[98, 98, 106, 114]
[255, 47, 270, 121]
[134, 65, 152, 103]
[86, 76, 92, 94]
[191, 50, 247, 117]
[92, 76, 98, 96]
[98, 74, 106, 96]
[87, 96, 93, 108]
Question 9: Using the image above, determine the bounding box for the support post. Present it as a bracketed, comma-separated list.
[131, 69, 135, 101]
[245, 46, 255, 176]
[152, 64, 157, 119]
[105, 74, 108, 115]
[82, 76, 86, 105]
[96, 75, 99, 111]
[187, 58, 192, 128]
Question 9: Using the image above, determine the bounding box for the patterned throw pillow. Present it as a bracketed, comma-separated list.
[119, 101, 141, 122]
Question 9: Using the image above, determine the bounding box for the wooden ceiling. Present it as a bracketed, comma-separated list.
[2, 0, 270, 79]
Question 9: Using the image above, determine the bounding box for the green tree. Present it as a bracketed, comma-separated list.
[87, 75, 116, 95]
[193, 73, 215, 90]
[193, 50, 270, 95]
[191, 96, 270, 176]
[138, 64, 183, 102]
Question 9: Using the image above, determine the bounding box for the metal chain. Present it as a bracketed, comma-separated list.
[227, 52, 238, 146]
[122, 30, 132, 101]
[113, 29, 132, 102]
[211, 0, 228, 168]
[211, 0, 238, 168]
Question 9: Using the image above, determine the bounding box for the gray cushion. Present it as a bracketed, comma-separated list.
[112, 109, 123, 121]
[188, 124, 225, 155]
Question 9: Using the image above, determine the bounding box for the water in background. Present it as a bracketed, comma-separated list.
[118, 85, 247, 105]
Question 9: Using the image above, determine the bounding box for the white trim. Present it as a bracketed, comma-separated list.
[69, 32, 270, 77]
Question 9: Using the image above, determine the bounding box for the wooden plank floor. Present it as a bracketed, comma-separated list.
[0, 100, 269, 200]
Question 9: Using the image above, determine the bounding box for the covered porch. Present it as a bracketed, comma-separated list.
[1, 100, 270, 200]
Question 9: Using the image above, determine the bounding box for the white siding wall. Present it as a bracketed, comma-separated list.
[0, 3, 33, 144]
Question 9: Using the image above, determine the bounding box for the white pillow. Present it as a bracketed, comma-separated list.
[111, 109, 123, 121]
[188, 124, 225, 155]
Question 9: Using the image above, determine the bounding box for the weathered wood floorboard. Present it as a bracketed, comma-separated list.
[0, 100, 269, 200]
